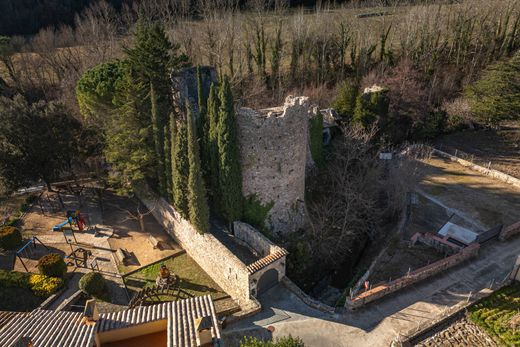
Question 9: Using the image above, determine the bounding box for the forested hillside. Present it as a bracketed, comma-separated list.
[1, 0, 346, 36]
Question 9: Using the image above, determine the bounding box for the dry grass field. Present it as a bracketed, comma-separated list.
[435, 122, 520, 179]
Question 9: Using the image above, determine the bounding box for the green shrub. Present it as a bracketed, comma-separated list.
[37, 253, 67, 278]
[4, 218, 20, 227]
[353, 87, 390, 128]
[240, 336, 305, 347]
[334, 79, 360, 120]
[79, 272, 105, 296]
[468, 283, 520, 346]
[29, 274, 64, 297]
[0, 226, 22, 250]
[0, 269, 30, 288]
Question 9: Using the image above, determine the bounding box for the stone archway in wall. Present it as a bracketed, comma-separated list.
[257, 268, 279, 296]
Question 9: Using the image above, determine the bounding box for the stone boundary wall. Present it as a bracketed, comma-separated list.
[346, 244, 480, 309]
[351, 203, 411, 297]
[411, 232, 462, 255]
[232, 222, 288, 298]
[135, 186, 252, 306]
[233, 221, 276, 257]
[499, 220, 520, 241]
[431, 147, 520, 189]
[510, 256, 520, 281]
[281, 277, 335, 313]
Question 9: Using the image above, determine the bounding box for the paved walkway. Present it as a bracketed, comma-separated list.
[223, 236, 520, 347]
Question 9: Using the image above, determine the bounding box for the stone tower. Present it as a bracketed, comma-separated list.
[236, 96, 312, 235]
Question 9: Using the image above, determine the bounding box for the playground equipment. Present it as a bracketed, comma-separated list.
[16, 237, 49, 272]
[128, 265, 191, 308]
[53, 210, 87, 232]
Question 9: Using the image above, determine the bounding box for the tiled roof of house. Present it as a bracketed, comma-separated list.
[0, 309, 95, 347]
[0, 295, 220, 347]
[247, 249, 288, 274]
[99, 295, 221, 347]
[0, 311, 24, 329]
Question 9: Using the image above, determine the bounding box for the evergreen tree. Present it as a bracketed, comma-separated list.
[207, 83, 220, 200]
[217, 76, 243, 224]
[163, 124, 172, 199]
[171, 117, 189, 219]
[124, 20, 188, 196]
[106, 68, 154, 193]
[186, 104, 210, 233]
[353, 87, 390, 128]
[466, 52, 520, 126]
[196, 66, 209, 177]
[334, 79, 360, 120]
[150, 82, 166, 195]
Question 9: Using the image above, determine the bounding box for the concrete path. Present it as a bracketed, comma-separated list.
[47, 273, 81, 310]
[223, 236, 520, 347]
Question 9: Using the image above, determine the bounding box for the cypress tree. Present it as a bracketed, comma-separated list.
[207, 82, 220, 200]
[196, 66, 209, 178]
[186, 104, 210, 234]
[150, 82, 166, 196]
[163, 123, 172, 200]
[171, 116, 189, 219]
[217, 76, 243, 224]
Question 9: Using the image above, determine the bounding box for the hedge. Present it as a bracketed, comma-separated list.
[79, 272, 105, 296]
[37, 253, 67, 278]
[0, 270, 62, 297]
[0, 226, 22, 250]
[28, 274, 64, 297]
[240, 336, 305, 347]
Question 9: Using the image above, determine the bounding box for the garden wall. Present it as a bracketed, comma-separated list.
[233, 222, 288, 297]
[233, 221, 279, 257]
[345, 243, 480, 309]
[136, 186, 252, 307]
[432, 148, 520, 189]
[499, 220, 520, 241]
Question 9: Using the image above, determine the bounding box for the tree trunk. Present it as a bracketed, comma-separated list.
[44, 179, 53, 192]
[139, 216, 146, 232]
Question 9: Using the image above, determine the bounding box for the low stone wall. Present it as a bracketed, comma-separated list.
[281, 277, 335, 313]
[432, 148, 520, 189]
[510, 255, 520, 281]
[136, 186, 252, 306]
[233, 222, 288, 298]
[499, 221, 520, 241]
[234, 221, 282, 257]
[346, 243, 480, 309]
[411, 232, 461, 255]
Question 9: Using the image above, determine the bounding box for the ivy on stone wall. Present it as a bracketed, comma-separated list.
[243, 194, 274, 234]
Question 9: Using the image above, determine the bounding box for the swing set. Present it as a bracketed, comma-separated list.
[16, 237, 49, 272]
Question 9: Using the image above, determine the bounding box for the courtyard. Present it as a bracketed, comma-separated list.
[0, 185, 233, 311]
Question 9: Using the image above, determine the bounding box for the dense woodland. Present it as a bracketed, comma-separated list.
[1, 0, 520, 293]
[1, 0, 358, 36]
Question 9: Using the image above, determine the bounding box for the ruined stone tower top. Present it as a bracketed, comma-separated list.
[236, 96, 313, 235]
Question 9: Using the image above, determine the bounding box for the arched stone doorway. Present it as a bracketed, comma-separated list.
[257, 268, 279, 296]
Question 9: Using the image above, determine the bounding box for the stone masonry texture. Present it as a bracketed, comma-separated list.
[236, 96, 312, 235]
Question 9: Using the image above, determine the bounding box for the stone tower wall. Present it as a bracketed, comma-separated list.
[236, 96, 312, 235]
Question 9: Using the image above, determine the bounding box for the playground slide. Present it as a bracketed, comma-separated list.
[53, 220, 69, 231]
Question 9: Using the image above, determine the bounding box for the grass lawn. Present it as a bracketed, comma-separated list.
[468, 283, 520, 346]
[123, 253, 228, 301]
